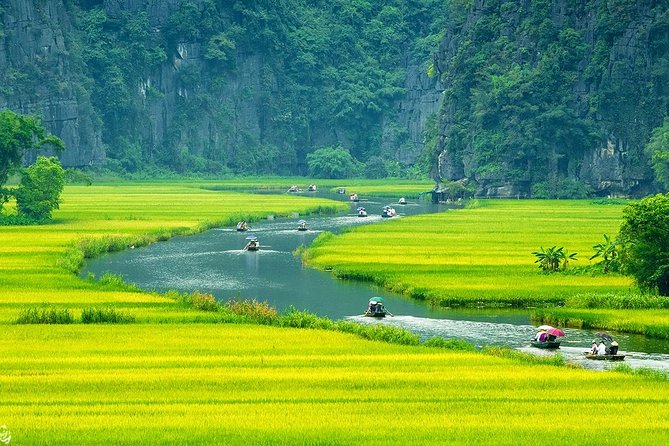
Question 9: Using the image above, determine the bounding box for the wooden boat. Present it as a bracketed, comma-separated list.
[364, 297, 389, 317]
[236, 221, 248, 231]
[244, 236, 259, 251]
[349, 193, 359, 202]
[308, 184, 317, 192]
[381, 206, 396, 218]
[364, 305, 387, 317]
[585, 353, 626, 361]
[357, 207, 367, 217]
[531, 340, 561, 349]
[297, 220, 308, 231]
[398, 197, 407, 205]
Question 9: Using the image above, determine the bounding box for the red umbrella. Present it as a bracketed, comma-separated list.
[547, 327, 565, 337]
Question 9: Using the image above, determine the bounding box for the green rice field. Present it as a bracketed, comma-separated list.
[305, 199, 633, 306]
[2, 181, 669, 444]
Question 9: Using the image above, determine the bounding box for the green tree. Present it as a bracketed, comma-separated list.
[14, 156, 65, 221]
[618, 193, 669, 295]
[364, 156, 388, 179]
[0, 109, 64, 187]
[306, 146, 360, 179]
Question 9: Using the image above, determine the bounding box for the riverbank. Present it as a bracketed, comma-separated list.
[304, 199, 632, 305]
[2, 180, 669, 444]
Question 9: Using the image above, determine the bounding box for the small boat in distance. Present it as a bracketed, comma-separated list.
[244, 235, 259, 251]
[357, 207, 367, 217]
[349, 193, 359, 202]
[381, 206, 397, 218]
[398, 197, 407, 205]
[236, 221, 249, 232]
[308, 184, 317, 192]
[288, 185, 300, 193]
[364, 297, 390, 318]
[297, 219, 308, 231]
[337, 187, 346, 194]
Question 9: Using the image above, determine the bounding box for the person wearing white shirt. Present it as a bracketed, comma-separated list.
[597, 341, 607, 355]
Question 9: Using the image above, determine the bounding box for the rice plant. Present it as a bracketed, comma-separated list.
[80, 307, 135, 323]
[15, 306, 74, 324]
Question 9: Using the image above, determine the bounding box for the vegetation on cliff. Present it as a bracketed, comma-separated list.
[426, 0, 669, 197]
[68, 0, 449, 176]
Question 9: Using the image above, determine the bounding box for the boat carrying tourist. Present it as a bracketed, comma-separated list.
[585, 332, 625, 361]
[244, 235, 259, 251]
[364, 297, 391, 317]
[531, 325, 565, 349]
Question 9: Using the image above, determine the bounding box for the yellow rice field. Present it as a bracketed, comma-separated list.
[2, 324, 668, 445]
[305, 200, 634, 305]
[2, 181, 669, 444]
[0, 183, 347, 322]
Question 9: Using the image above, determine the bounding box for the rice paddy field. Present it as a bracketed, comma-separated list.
[2, 180, 669, 444]
[305, 199, 633, 306]
[0, 182, 347, 323]
[2, 324, 669, 445]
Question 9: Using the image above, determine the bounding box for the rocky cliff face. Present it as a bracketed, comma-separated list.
[0, 0, 442, 171]
[432, 0, 668, 197]
[0, 0, 104, 166]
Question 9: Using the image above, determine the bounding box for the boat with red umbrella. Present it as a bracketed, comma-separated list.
[531, 326, 565, 349]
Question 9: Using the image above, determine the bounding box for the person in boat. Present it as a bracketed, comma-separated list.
[609, 340, 619, 355]
[547, 333, 557, 342]
[590, 341, 598, 355]
[368, 301, 377, 313]
[597, 340, 607, 355]
[535, 331, 548, 342]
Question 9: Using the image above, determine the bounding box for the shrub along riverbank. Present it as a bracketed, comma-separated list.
[2, 180, 669, 444]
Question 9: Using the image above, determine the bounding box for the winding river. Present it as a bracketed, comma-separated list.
[84, 191, 669, 372]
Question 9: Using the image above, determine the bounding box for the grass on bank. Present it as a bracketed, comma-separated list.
[2, 324, 668, 445]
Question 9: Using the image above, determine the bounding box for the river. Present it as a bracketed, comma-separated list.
[83, 191, 669, 373]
